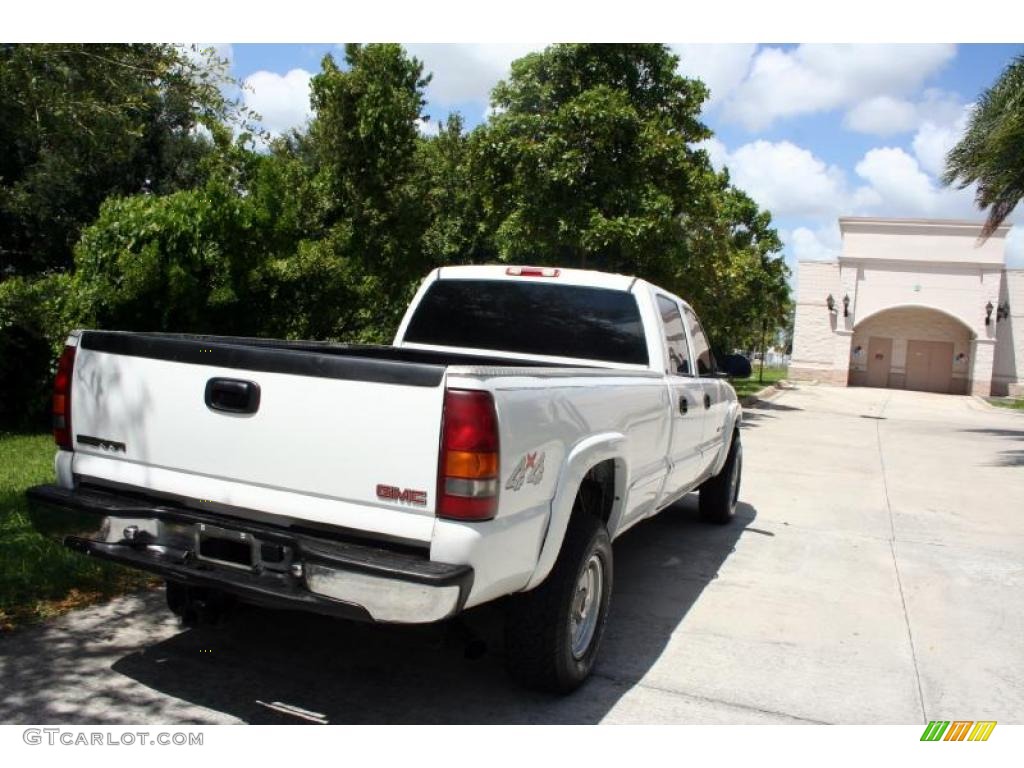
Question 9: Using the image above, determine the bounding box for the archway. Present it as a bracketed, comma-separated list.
[848, 305, 975, 394]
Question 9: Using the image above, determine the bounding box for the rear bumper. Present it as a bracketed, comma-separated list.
[26, 484, 473, 624]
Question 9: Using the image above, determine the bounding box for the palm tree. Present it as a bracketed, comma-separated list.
[943, 54, 1024, 240]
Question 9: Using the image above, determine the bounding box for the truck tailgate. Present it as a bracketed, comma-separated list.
[67, 332, 445, 543]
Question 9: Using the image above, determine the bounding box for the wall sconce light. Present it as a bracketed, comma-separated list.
[842, 294, 850, 318]
[955, 352, 967, 364]
[826, 294, 836, 313]
[997, 302, 1011, 321]
[853, 345, 863, 355]
[985, 301, 994, 326]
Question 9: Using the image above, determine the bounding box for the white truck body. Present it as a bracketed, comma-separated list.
[31, 265, 742, 668]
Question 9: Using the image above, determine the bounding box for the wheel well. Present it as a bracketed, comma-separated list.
[574, 459, 617, 525]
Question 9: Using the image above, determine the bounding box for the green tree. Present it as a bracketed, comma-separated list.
[943, 54, 1024, 239]
[473, 43, 788, 352]
[678, 170, 789, 353]
[0, 44, 250, 277]
[477, 44, 709, 284]
[416, 113, 489, 267]
[300, 44, 433, 340]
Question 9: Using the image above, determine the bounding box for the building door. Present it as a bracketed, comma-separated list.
[866, 337, 892, 388]
[906, 340, 953, 393]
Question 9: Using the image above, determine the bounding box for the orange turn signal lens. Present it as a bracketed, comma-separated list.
[444, 450, 498, 479]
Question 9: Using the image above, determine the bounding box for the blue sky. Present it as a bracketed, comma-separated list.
[222, 43, 1024, 268]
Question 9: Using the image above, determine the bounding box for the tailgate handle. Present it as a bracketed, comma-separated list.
[205, 378, 261, 415]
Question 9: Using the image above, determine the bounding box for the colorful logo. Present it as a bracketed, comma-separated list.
[505, 451, 545, 491]
[920, 721, 996, 741]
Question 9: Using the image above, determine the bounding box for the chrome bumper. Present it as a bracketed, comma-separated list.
[27, 484, 473, 624]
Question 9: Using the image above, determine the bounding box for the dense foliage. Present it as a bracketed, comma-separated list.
[0, 43, 791, 430]
[944, 54, 1024, 239]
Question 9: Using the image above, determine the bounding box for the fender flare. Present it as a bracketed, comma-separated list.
[709, 402, 743, 477]
[524, 432, 628, 591]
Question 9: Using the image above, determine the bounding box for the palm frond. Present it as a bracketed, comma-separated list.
[943, 54, 1024, 241]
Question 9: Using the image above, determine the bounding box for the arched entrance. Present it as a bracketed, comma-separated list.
[848, 306, 975, 395]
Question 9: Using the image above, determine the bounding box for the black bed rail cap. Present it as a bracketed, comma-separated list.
[78, 330, 445, 388]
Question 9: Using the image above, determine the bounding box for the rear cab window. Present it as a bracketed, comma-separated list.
[403, 279, 649, 365]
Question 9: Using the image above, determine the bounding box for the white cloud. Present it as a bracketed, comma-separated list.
[417, 117, 440, 136]
[843, 96, 919, 135]
[710, 139, 848, 218]
[404, 44, 544, 108]
[854, 147, 940, 215]
[243, 69, 314, 137]
[852, 146, 986, 221]
[697, 137, 729, 171]
[671, 44, 756, 107]
[845, 89, 964, 137]
[912, 103, 973, 176]
[785, 224, 842, 262]
[708, 133, 990, 227]
[720, 44, 956, 131]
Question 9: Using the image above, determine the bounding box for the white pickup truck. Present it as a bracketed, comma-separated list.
[29, 265, 743, 692]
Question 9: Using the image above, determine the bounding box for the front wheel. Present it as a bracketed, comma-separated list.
[504, 510, 613, 693]
[699, 433, 742, 524]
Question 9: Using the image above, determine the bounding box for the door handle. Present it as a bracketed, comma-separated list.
[703, 393, 712, 409]
[205, 378, 261, 414]
[679, 395, 688, 415]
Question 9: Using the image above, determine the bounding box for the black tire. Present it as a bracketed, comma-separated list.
[504, 508, 613, 693]
[699, 432, 742, 525]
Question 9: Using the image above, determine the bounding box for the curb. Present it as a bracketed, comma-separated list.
[738, 380, 790, 407]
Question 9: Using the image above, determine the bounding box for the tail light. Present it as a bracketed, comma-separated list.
[437, 389, 499, 520]
[52, 345, 76, 450]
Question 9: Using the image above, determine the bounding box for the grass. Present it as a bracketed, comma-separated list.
[987, 397, 1024, 411]
[0, 433, 155, 631]
[729, 366, 787, 399]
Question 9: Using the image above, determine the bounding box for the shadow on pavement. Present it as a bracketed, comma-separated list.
[738, 399, 800, 429]
[961, 427, 1024, 467]
[98, 497, 756, 724]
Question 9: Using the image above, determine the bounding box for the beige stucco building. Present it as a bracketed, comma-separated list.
[789, 217, 1023, 397]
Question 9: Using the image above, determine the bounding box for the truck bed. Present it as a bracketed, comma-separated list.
[64, 331, 619, 549]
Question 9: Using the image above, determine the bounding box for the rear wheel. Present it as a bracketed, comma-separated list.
[699, 432, 742, 524]
[504, 508, 613, 693]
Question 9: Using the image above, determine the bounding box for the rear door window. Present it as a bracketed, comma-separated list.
[656, 295, 693, 375]
[683, 307, 716, 375]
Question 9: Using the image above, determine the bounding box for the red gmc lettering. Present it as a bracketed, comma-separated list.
[376, 484, 427, 506]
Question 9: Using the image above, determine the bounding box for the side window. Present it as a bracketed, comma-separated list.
[656, 295, 692, 375]
[683, 307, 716, 375]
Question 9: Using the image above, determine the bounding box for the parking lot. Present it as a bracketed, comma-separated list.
[1, 384, 1022, 724]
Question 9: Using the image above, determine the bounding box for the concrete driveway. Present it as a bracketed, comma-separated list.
[1, 385, 1022, 724]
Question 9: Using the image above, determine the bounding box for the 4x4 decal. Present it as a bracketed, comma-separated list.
[506, 451, 545, 491]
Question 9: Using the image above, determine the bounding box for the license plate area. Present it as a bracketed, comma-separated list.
[196, 523, 256, 570]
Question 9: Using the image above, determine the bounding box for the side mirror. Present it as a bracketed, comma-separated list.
[719, 354, 752, 379]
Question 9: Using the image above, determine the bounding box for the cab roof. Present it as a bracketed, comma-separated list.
[433, 264, 639, 293]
